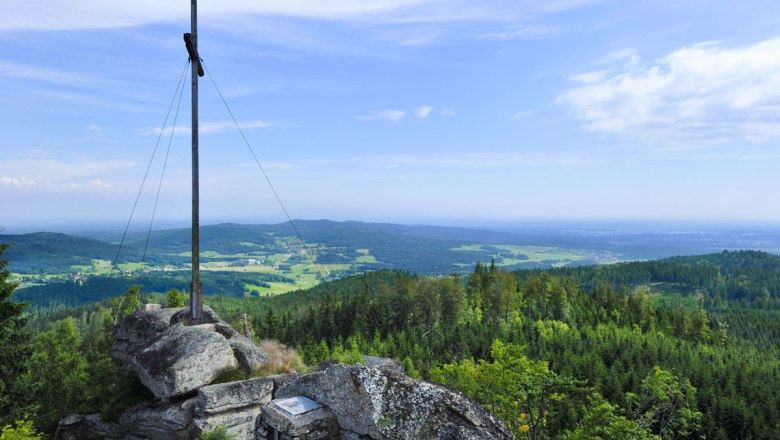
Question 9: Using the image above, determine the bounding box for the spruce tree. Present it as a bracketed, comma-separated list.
[0, 242, 34, 425]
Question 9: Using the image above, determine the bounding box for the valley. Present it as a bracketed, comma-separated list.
[7, 220, 780, 308]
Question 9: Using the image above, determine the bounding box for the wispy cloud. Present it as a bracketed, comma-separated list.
[243, 152, 604, 172]
[597, 48, 637, 64]
[479, 24, 560, 40]
[0, 158, 135, 185]
[86, 125, 114, 142]
[356, 152, 602, 169]
[415, 105, 434, 118]
[356, 110, 407, 122]
[569, 71, 609, 84]
[559, 37, 780, 145]
[139, 120, 275, 136]
[0, 176, 35, 187]
[1, 0, 600, 32]
[91, 178, 113, 190]
[358, 105, 438, 122]
[0, 60, 118, 89]
[201, 120, 275, 134]
[0, 1, 454, 31]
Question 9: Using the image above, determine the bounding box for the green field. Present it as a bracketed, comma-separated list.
[452, 244, 601, 267]
[7, 222, 635, 298]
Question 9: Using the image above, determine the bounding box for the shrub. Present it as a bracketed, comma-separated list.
[0, 419, 42, 440]
[200, 425, 234, 440]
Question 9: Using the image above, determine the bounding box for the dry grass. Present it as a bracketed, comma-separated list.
[255, 340, 308, 376]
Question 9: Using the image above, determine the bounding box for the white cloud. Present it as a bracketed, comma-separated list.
[569, 71, 609, 84]
[139, 120, 275, 136]
[91, 179, 113, 190]
[0, 176, 35, 187]
[201, 120, 275, 134]
[559, 37, 780, 145]
[415, 105, 434, 118]
[356, 110, 407, 122]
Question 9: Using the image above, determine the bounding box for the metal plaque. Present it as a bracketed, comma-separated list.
[273, 396, 322, 416]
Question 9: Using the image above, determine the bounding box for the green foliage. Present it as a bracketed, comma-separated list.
[0, 419, 42, 440]
[522, 250, 780, 309]
[16, 301, 152, 433]
[628, 366, 702, 439]
[432, 340, 582, 439]
[166, 287, 185, 308]
[15, 271, 294, 312]
[199, 424, 234, 440]
[77, 308, 153, 419]
[0, 243, 34, 426]
[21, 317, 89, 432]
[117, 284, 142, 317]
[561, 394, 658, 440]
[18, 257, 780, 438]
[330, 336, 364, 365]
[0, 232, 127, 274]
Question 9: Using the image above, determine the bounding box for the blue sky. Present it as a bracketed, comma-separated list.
[2, 0, 780, 230]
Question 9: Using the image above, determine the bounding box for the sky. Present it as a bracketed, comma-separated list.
[2, 0, 780, 231]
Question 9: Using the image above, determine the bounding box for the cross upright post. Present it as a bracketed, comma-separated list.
[184, 0, 204, 323]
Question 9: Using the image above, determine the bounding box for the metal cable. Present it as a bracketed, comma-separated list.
[109, 60, 190, 278]
[201, 60, 328, 280]
[139, 65, 187, 275]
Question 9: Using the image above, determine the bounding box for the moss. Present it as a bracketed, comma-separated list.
[212, 368, 247, 384]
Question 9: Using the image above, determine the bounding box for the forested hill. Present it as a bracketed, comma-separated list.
[0, 232, 133, 273]
[8, 221, 780, 275]
[516, 250, 780, 308]
[17, 251, 780, 438]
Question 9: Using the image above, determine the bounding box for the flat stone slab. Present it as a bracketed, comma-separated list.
[197, 378, 274, 416]
[273, 396, 322, 416]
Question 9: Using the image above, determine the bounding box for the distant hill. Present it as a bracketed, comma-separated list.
[0, 232, 134, 273]
[5, 220, 780, 276]
[516, 250, 780, 308]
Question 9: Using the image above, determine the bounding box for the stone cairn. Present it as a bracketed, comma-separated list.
[57, 305, 514, 440]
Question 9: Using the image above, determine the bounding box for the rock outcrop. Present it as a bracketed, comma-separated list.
[129, 323, 239, 399]
[58, 306, 515, 440]
[112, 307, 181, 362]
[112, 306, 269, 399]
[274, 363, 514, 440]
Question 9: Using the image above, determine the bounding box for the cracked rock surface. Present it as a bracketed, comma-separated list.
[276, 363, 514, 440]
